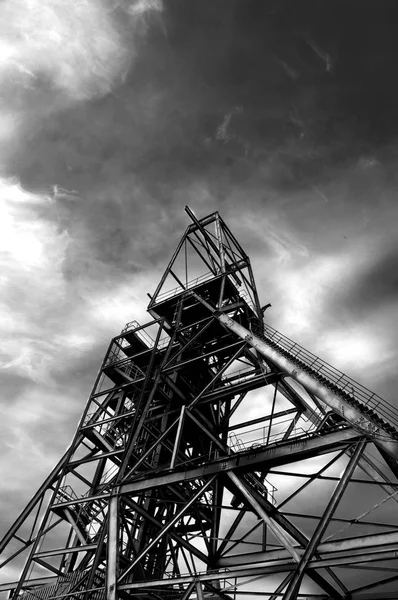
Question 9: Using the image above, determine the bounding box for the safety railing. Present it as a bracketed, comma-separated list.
[237, 288, 256, 311]
[19, 575, 93, 600]
[83, 396, 135, 428]
[158, 416, 328, 479]
[53, 486, 78, 505]
[120, 321, 171, 351]
[154, 271, 215, 303]
[24, 587, 106, 600]
[52, 484, 108, 542]
[228, 417, 319, 456]
[125, 566, 247, 591]
[105, 341, 128, 365]
[104, 355, 145, 383]
[152, 270, 258, 314]
[121, 320, 155, 346]
[76, 493, 107, 531]
[117, 360, 145, 381]
[246, 472, 278, 506]
[220, 364, 272, 388]
[251, 319, 398, 430]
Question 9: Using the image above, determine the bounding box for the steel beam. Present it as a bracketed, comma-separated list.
[282, 439, 366, 599]
[216, 312, 398, 460]
[106, 495, 118, 600]
[217, 529, 398, 567]
[227, 471, 300, 562]
[119, 428, 359, 494]
[33, 544, 97, 558]
[119, 544, 398, 592]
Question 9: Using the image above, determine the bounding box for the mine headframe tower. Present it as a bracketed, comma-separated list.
[1, 207, 398, 600]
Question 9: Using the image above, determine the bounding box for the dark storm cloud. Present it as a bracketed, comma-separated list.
[0, 2, 351, 189]
[7, 0, 398, 277]
[8, 0, 398, 197]
[342, 246, 398, 313]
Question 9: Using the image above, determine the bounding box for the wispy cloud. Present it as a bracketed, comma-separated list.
[0, 0, 164, 179]
[0, 174, 162, 386]
[127, 0, 163, 14]
[0, 2, 111, 101]
[0, 0, 167, 389]
[233, 211, 309, 264]
[0, 178, 103, 384]
[0, 183, 66, 383]
[0, 0, 144, 102]
[305, 36, 333, 72]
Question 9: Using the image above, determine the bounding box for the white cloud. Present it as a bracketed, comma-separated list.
[0, 177, 153, 385]
[324, 326, 388, 370]
[127, 0, 163, 17]
[273, 254, 352, 334]
[0, 388, 78, 493]
[0, 0, 132, 102]
[0, 180, 63, 269]
[0, 179, 68, 381]
[85, 273, 158, 334]
[0, 178, 117, 386]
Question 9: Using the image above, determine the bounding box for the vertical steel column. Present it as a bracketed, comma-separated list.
[107, 494, 119, 600]
[215, 214, 226, 274]
[282, 439, 366, 600]
[196, 580, 204, 600]
[215, 214, 227, 307]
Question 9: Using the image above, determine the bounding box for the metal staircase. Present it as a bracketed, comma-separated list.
[251, 318, 398, 438]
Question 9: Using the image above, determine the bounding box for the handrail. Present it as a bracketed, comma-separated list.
[121, 320, 157, 347]
[252, 319, 398, 430]
[154, 271, 215, 303]
[152, 271, 257, 314]
[53, 486, 78, 504]
[228, 418, 319, 455]
[221, 365, 263, 386]
[120, 321, 170, 350]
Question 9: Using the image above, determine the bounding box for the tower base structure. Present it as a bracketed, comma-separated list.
[1, 208, 398, 600]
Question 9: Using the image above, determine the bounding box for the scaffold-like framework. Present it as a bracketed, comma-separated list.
[1, 207, 398, 600]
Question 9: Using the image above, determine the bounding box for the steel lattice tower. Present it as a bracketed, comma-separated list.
[1, 207, 398, 600]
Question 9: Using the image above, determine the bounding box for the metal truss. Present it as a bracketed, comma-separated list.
[1, 208, 398, 600]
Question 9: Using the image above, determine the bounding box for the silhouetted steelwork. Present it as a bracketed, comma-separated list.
[1, 208, 398, 600]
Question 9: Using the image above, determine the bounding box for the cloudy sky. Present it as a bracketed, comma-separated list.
[1, 0, 398, 542]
